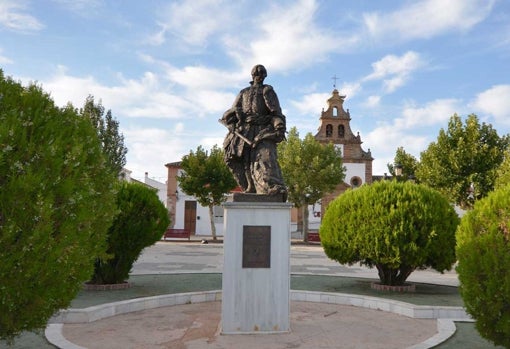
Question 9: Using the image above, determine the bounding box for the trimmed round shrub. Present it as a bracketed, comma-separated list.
[320, 181, 459, 286]
[0, 71, 117, 340]
[456, 184, 510, 347]
[90, 182, 170, 285]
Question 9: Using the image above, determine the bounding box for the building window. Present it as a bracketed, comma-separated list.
[333, 106, 338, 117]
[326, 124, 333, 137]
[213, 205, 224, 223]
[350, 176, 362, 188]
[338, 125, 345, 138]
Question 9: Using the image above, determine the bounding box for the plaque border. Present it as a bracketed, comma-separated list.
[242, 225, 271, 268]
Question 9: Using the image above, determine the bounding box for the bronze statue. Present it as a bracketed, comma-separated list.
[220, 64, 287, 201]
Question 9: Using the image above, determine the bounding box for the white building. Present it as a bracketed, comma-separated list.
[144, 172, 167, 207]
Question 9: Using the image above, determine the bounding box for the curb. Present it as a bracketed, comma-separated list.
[46, 290, 471, 349]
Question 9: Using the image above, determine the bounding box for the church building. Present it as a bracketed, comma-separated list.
[314, 89, 373, 216]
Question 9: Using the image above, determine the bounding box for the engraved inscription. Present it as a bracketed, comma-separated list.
[242, 226, 271, 268]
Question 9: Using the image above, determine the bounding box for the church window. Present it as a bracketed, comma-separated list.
[338, 125, 345, 138]
[350, 176, 362, 188]
[333, 106, 338, 117]
[326, 124, 333, 137]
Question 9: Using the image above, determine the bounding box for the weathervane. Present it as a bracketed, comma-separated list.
[332, 74, 339, 89]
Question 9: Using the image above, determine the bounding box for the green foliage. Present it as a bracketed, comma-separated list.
[90, 182, 169, 284]
[177, 145, 236, 239]
[0, 71, 117, 340]
[416, 114, 509, 209]
[495, 148, 510, 190]
[278, 127, 345, 240]
[278, 127, 345, 207]
[456, 184, 510, 347]
[387, 146, 419, 181]
[80, 95, 127, 176]
[320, 181, 459, 286]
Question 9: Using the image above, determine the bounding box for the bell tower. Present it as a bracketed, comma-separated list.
[315, 89, 373, 212]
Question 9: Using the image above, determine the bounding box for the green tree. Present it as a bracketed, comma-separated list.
[0, 71, 117, 340]
[320, 181, 459, 286]
[387, 146, 419, 181]
[177, 145, 237, 240]
[456, 184, 510, 347]
[278, 127, 345, 242]
[416, 114, 509, 209]
[90, 182, 169, 284]
[495, 148, 510, 190]
[80, 95, 127, 176]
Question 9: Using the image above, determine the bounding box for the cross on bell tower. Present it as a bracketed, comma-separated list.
[331, 74, 339, 89]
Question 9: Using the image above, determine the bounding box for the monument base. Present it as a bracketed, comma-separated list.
[221, 201, 292, 334]
[231, 192, 286, 203]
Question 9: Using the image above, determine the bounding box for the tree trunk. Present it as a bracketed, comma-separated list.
[208, 204, 217, 241]
[296, 208, 303, 233]
[303, 204, 310, 242]
[375, 264, 414, 286]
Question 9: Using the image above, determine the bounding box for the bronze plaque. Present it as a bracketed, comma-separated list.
[242, 226, 271, 268]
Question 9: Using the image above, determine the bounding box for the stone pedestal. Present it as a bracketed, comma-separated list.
[221, 201, 292, 334]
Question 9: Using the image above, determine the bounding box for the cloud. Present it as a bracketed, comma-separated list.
[0, 48, 13, 64]
[228, 0, 359, 74]
[471, 84, 510, 124]
[290, 82, 362, 116]
[122, 126, 189, 180]
[43, 66, 198, 119]
[152, 0, 237, 47]
[0, 0, 44, 32]
[363, 0, 495, 41]
[396, 98, 463, 129]
[338, 82, 362, 99]
[363, 51, 425, 93]
[365, 95, 381, 108]
[364, 97, 465, 174]
[123, 124, 226, 180]
[290, 92, 330, 116]
[36, 66, 233, 180]
[165, 64, 243, 90]
[194, 89, 237, 117]
[364, 124, 428, 174]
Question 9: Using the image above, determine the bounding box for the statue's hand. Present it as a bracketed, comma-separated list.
[274, 129, 285, 143]
[252, 128, 285, 148]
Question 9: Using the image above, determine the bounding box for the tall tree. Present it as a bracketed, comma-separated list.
[278, 127, 345, 242]
[387, 146, 419, 181]
[0, 71, 116, 340]
[177, 145, 237, 240]
[456, 184, 510, 347]
[416, 114, 509, 209]
[80, 96, 127, 176]
[495, 148, 510, 190]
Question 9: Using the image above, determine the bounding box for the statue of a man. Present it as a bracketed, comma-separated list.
[221, 64, 287, 200]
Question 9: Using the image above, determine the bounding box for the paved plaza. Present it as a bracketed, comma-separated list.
[3, 240, 501, 348]
[39, 242, 482, 349]
[131, 241, 460, 286]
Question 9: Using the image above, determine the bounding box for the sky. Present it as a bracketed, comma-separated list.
[1, 0, 510, 183]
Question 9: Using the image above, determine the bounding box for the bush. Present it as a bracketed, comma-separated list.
[0, 71, 117, 340]
[90, 182, 170, 284]
[456, 184, 510, 347]
[320, 181, 459, 286]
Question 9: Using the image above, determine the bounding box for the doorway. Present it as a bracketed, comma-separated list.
[184, 200, 197, 234]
